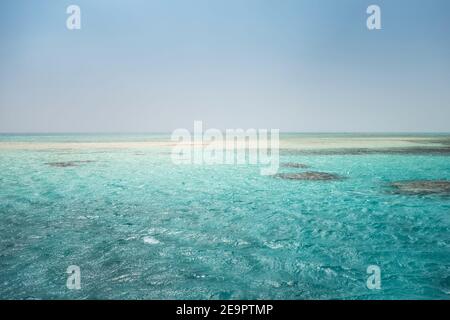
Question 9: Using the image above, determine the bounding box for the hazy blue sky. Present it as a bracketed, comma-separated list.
[0, 0, 449, 132]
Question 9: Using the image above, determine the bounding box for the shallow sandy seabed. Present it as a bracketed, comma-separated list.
[0, 136, 448, 151]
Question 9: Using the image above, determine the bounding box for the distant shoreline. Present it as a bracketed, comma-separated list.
[1, 134, 449, 151]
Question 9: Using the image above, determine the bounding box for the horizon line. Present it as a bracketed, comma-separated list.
[1, 131, 450, 135]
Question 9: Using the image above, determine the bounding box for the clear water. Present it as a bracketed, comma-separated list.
[0, 134, 449, 299]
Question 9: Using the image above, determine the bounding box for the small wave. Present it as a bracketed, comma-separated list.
[143, 236, 160, 245]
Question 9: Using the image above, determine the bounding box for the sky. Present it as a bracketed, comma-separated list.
[0, 0, 449, 133]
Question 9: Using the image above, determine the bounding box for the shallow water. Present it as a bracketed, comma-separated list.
[0, 134, 449, 299]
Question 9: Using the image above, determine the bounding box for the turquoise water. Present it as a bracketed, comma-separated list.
[0, 134, 449, 299]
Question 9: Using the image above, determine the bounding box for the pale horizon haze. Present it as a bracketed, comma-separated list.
[1, 0, 450, 133]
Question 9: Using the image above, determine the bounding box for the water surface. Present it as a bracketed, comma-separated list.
[0, 134, 449, 299]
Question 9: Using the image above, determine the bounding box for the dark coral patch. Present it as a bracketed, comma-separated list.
[275, 171, 344, 181]
[280, 162, 309, 169]
[45, 160, 95, 168]
[389, 180, 450, 196]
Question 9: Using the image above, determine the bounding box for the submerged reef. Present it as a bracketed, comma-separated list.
[389, 180, 450, 196]
[275, 171, 344, 181]
[45, 160, 95, 168]
[280, 162, 309, 169]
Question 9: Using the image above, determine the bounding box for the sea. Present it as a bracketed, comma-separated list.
[0, 133, 449, 299]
